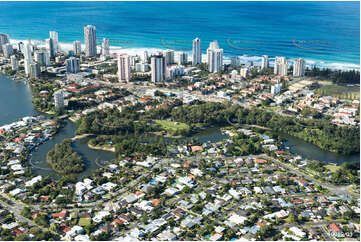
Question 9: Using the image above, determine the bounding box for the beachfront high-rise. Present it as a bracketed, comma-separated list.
[261, 55, 269, 69]
[151, 55, 166, 82]
[293, 58, 305, 77]
[49, 31, 59, 52]
[73, 40, 81, 56]
[207, 40, 223, 73]
[46, 38, 55, 58]
[274, 57, 288, 76]
[178, 52, 188, 65]
[23, 42, 33, 76]
[117, 54, 131, 83]
[66, 57, 80, 74]
[163, 49, 174, 65]
[192, 38, 201, 65]
[101, 38, 110, 56]
[84, 25, 97, 57]
[0, 33, 10, 53]
[143, 50, 149, 63]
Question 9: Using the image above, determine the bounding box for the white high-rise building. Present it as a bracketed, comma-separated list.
[10, 55, 18, 71]
[101, 38, 110, 56]
[240, 67, 249, 78]
[178, 52, 188, 65]
[73, 40, 81, 56]
[261, 55, 269, 69]
[135, 63, 149, 72]
[23, 42, 33, 76]
[192, 38, 201, 65]
[84, 25, 97, 57]
[274, 57, 288, 76]
[46, 38, 55, 58]
[2, 43, 13, 58]
[207, 40, 223, 73]
[293, 58, 305, 77]
[271, 83, 282, 95]
[117, 54, 131, 83]
[66, 57, 80, 73]
[0, 33, 9, 53]
[151, 55, 165, 82]
[53, 90, 64, 110]
[49, 31, 59, 52]
[143, 50, 149, 63]
[163, 49, 174, 65]
[166, 65, 184, 79]
[231, 70, 238, 80]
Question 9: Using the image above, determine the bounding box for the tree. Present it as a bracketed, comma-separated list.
[21, 207, 31, 218]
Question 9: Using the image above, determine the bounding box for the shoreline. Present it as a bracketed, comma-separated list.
[9, 38, 361, 71]
[88, 143, 115, 152]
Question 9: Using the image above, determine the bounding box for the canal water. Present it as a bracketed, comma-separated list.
[30, 121, 115, 178]
[281, 133, 360, 165]
[0, 74, 37, 126]
[1, 74, 359, 179]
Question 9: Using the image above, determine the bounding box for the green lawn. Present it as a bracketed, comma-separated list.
[325, 164, 341, 173]
[314, 85, 360, 100]
[154, 120, 190, 135]
[78, 218, 91, 226]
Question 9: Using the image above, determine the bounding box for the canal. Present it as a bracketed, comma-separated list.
[1, 74, 359, 179]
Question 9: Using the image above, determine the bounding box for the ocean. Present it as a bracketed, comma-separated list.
[0, 1, 359, 70]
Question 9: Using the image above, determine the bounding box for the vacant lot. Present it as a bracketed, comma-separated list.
[315, 84, 360, 100]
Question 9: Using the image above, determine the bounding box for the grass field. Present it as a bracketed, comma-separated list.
[78, 218, 91, 226]
[314, 84, 360, 100]
[325, 164, 341, 173]
[155, 120, 190, 135]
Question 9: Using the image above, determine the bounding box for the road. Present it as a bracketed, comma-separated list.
[0, 193, 58, 237]
[259, 154, 358, 198]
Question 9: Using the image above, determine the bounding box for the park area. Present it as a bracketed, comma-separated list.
[154, 120, 190, 136]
